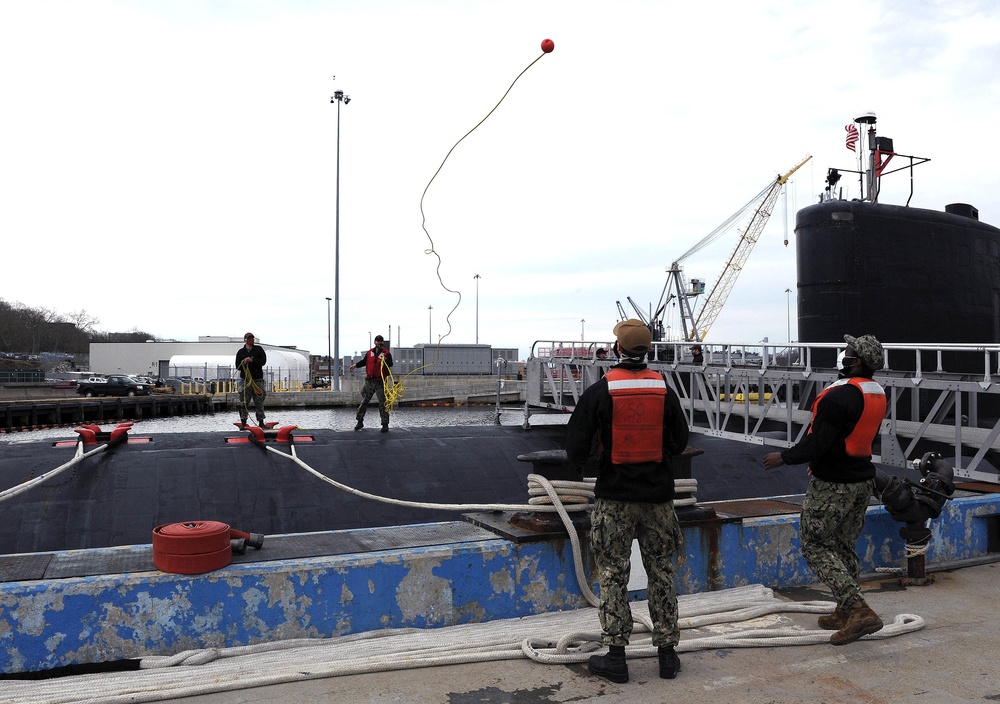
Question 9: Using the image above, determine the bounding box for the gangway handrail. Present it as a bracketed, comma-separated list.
[526, 339, 1000, 483]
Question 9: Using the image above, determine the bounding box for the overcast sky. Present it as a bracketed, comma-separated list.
[2, 1, 998, 360]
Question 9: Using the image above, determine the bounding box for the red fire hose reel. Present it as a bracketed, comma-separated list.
[152, 521, 264, 574]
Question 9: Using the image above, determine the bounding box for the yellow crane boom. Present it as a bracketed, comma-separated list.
[692, 155, 812, 341]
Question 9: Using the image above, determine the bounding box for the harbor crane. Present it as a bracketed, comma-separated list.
[619, 155, 812, 344]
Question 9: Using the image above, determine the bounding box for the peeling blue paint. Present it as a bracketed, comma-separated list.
[1, 494, 997, 675]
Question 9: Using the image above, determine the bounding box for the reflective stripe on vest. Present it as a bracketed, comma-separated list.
[810, 377, 887, 458]
[605, 368, 667, 465]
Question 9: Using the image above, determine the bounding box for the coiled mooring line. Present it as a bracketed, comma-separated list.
[1, 591, 926, 704]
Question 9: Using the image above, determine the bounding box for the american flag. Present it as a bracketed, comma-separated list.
[845, 123, 859, 152]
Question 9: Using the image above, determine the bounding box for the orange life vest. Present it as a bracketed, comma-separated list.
[809, 377, 887, 457]
[605, 367, 667, 464]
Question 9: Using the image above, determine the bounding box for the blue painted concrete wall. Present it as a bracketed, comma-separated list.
[673, 494, 999, 593]
[2, 494, 997, 674]
[1, 535, 596, 674]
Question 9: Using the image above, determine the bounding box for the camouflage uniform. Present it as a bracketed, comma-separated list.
[238, 378, 266, 425]
[357, 377, 389, 427]
[800, 477, 873, 609]
[235, 336, 267, 426]
[591, 498, 683, 647]
[567, 321, 689, 681]
[767, 333, 887, 614]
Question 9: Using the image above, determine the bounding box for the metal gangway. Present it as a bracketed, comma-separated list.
[525, 340, 1000, 484]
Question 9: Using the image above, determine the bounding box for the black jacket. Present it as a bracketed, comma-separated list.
[235, 344, 267, 380]
[565, 362, 689, 503]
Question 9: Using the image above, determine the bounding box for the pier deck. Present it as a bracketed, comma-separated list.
[133, 561, 1000, 704]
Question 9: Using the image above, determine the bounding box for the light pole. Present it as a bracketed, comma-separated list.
[330, 87, 351, 391]
[368, 331, 372, 348]
[581, 318, 585, 342]
[785, 288, 792, 343]
[428, 305, 433, 344]
[325, 297, 332, 385]
[473, 274, 481, 344]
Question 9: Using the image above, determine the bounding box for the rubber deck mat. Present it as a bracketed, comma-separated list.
[709, 498, 804, 518]
[1, 521, 498, 583]
[0, 553, 52, 583]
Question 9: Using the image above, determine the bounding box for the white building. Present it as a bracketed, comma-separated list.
[89, 337, 311, 385]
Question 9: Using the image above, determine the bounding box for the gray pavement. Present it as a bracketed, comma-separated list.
[128, 561, 1000, 703]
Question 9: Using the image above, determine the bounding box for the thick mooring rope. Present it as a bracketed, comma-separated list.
[0, 440, 108, 503]
[1, 585, 924, 704]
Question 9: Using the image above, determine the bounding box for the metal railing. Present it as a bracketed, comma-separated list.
[527, 339, 1000, 483]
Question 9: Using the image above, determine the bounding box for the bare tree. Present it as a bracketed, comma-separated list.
[67, 309, 100, 334]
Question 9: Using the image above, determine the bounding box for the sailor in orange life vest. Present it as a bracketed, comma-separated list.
[348, 335, 393, 432]
[763, 333, 888, 645]
[565, 319, 689, 683]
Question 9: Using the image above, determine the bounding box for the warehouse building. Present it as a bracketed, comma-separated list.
[88, 337, 311, 386]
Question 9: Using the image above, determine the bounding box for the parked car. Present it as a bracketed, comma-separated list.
[77, 374, 151, 398]
[160, 377, 185, 392]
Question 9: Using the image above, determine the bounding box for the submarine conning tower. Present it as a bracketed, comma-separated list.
[794, 111, 1000, 349]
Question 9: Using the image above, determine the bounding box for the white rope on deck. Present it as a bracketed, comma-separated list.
[269, 443, 598, 513]
[263, 445, 700, 608]
[1, 584, 924, 704]
[0, 440, 108, 503]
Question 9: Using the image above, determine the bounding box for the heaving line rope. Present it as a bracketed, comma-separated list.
[379, 48, 551, 412]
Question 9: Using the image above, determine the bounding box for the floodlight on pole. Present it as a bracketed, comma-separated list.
[330, 87, 351, 391]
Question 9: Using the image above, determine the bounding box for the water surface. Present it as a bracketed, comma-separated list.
[1, 405, 569, 442]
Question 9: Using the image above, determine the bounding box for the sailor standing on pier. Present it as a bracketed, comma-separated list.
[565, 319, 689, 683]
[763, 333, 887, 645]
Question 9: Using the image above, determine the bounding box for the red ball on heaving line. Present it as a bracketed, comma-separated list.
[541, 38, 554, 53]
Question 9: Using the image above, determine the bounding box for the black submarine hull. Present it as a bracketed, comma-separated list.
[796, 199, 1000, 348]
[0, 426, 816, 556]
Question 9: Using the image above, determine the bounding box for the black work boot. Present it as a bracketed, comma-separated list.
[239, 418, 247, 430]
[381, 423, 389, 433]
[354, 419, 363, 431]
[257, 416, 266, 428]
[658, 646, 681, 679]
[588, 645, 628, 683]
